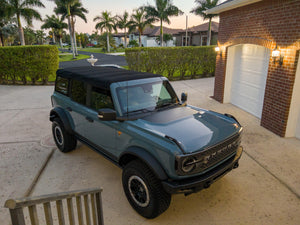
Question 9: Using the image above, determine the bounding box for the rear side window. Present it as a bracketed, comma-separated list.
[71, 80, 87, 105]
[55, 76, 69, 95]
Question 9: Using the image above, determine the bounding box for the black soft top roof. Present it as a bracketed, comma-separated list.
[56, 66, 162, 90]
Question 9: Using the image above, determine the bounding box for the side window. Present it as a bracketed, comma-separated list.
[71, 80, 87, 105]
[90, 87, 114, 110]
[55, 76, 69, 95]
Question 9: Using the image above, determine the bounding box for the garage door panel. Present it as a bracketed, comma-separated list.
[228, 44, 270, 118]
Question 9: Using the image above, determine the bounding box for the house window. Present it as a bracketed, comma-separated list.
[182, 36, 190, 46]
[201, 35, 207, 46]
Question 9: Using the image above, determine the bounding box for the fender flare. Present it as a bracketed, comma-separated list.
[119, 146, 168, 180]
[50, 107, 73, 134]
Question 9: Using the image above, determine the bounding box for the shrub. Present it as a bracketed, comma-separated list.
[125, 46, 217, 80]
[0, 45, 59, 84]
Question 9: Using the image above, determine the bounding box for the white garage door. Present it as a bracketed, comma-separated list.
[225, 44, 270, 118]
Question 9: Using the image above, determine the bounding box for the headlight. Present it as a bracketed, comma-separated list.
[181, 157, 197, 173]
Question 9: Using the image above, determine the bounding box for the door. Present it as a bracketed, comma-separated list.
[83, 86, 117, 155]
[224, 44, 270, 118]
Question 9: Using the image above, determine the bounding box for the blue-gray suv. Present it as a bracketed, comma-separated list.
[50, 66, 243, 218]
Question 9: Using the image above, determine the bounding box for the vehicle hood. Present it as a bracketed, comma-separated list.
[131, 106, 241, 154]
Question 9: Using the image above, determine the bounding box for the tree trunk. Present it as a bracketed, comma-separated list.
[0, 32, 4, 46]
[59, 37, 63, 50]
[124, 28, 127, 48]
[106, 32, 110, 52]
[67, 16, 76, 59]
[207, 18, 212, 46]
[71, 17, 78, 55]
[160, 20, 163, 47]
[52, 29, 56, 43]
[139, 32, 142, 47]
[17, 15, 25, 45]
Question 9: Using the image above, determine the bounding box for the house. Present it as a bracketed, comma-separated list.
[207, 0, 300, 139]
[113, 26, 182, 47]
[174, 21, 219, 46]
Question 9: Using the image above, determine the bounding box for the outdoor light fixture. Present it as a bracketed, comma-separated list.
[272, 45, 284, 65]
[215, 46, 222, 56]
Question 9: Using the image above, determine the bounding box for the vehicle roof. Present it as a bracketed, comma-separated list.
[56, 66, 163, 90]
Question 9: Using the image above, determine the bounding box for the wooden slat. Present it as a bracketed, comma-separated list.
[28, 205, 39, 225]
[91, 193, 97, 225]
[95, 192, 104, 225]
[5, 188, 102, 209]
[43, 202, 53, 225]
[9, 208, 26, 225]
[76, 196, 84, 225]
[67, 198, 75, 225]
[84, 195, 91, 225]
[56, 200, 65, 225]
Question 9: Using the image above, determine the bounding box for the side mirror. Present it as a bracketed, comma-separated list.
[98, 108, 117, 121]
[181, 92, 188, 103]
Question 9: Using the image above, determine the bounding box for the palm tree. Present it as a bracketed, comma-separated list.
[93, 11, 116, 52]
[116, 11, 131, 48]
[41, 15, 57, 43]
[55, 0, 88, 55]
[6, 0, 45, 45]
[41, 15, 67, 48]
[129, 8, 154, 47]
[54, 0, 77, 58]
[35, 29, 45, 44]
[144, 0, 183, 47]
[191, 0, 219, 46]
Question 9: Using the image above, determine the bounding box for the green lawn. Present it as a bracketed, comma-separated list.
[59, 53, 90, 62]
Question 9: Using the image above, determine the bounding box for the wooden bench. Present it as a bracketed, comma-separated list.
[4, 188, 104, 225]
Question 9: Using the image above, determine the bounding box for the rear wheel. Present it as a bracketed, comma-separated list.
[122, 160, 171, 218]
[52, 118, 77, 152]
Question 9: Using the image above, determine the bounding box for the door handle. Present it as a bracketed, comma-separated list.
[66, 107, 72, 112]
[86, 116, 94, 123]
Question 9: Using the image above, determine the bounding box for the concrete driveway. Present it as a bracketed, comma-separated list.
[0, 78, 300, 225]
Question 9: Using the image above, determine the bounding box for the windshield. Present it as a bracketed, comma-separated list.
[116, 80, 178, 115]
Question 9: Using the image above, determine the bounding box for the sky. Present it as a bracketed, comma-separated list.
[33, 0, 222, 34]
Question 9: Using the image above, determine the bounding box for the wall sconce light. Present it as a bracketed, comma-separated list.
[215, 46, 222, 56]
[272, 45, 284, 65]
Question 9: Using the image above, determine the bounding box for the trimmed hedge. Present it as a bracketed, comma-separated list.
[125, 46, 217, 80]
[0, 45, 59, 84]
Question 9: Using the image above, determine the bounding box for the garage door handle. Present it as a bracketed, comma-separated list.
[86, 116, 94, 123]
[66, 107, 72, 112]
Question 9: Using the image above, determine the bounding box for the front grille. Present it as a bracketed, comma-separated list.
[177, 132, 241, 176]
[199, 132, 241, 171]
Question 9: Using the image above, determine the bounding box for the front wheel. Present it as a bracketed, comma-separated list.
[122, 160, 171, 219]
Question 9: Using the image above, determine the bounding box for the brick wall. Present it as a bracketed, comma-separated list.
[214, 0, 300, 136]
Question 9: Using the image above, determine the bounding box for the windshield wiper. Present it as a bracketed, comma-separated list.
[127, 108, 155, 114]
[156, 102, 179, 110]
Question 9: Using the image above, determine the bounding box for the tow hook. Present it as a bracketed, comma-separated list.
[233, 162, 239, 169]
[203, 181, 211, 189]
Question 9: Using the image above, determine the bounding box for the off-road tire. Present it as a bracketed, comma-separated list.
[122, 160, 171, 219]
[52, 117, 77, 152]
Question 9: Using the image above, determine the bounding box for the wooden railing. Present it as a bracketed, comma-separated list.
[4, 188, 104, 225]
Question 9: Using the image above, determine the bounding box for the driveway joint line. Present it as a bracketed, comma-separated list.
[23, 148, 56, 197]
[244, 150, 300, 199]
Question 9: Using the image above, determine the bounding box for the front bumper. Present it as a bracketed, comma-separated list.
[162, 146, 243, 195]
